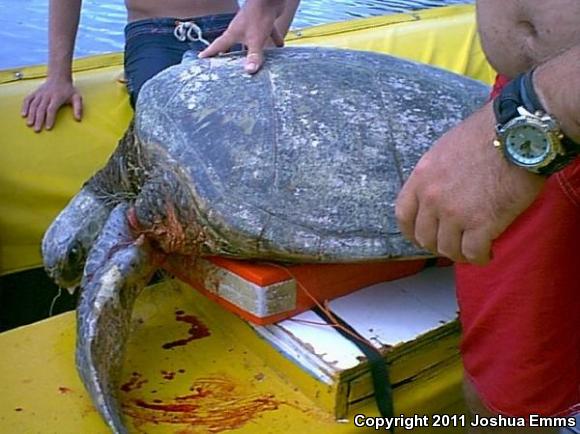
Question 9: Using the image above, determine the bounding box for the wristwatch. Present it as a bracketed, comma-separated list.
[493, 69, 580, 175]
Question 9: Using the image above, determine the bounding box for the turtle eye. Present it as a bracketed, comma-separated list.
[61, 241, 86, 283]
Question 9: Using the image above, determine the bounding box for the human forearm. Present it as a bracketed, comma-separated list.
[47, 0, 82, 81]
[533, 44, 580, 142]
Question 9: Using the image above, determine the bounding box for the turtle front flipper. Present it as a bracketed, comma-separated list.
[76, 202, 157, 434]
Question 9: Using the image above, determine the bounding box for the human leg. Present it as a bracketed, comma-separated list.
[454, 73, 579, 424]
[456, 154, 580, 422]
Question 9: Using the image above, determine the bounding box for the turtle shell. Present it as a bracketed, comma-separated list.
[135, 47, 489, 262]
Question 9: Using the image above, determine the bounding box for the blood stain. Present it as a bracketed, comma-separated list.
[120, 372, 148, 393]
[58, 387, 72, 394]
[161, 370, 176, 380]
[14, 408, 23, 412]
[162, 312, 210, 350]
[134, 399, 199, 413]
[122, 375, 283, 432]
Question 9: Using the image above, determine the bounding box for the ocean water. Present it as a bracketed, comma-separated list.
[0, 0, 473, 69]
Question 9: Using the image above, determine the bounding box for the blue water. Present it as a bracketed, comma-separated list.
[0, 0, 473, 69]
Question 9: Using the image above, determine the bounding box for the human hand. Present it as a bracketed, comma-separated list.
[199, 0, 286, 74]
[395, 103, 545, 265]
[21, 79, 83, 132]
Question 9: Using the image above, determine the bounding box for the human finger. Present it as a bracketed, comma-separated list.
[22, 94, 33, 117]
[33, 98, 50, 132]
[461, 228, 492, 265]
[395, 181, 419, 245]
[45, 100, 59, 130]
[270, 27, 284, 47]
[414, 206, 439, 253]
[244, 48, 264, 74]
[26, 96, 41, 126]
[198, 32, 237, 58]
[72, 93, 83, 121]
[436, 221, 467, 262]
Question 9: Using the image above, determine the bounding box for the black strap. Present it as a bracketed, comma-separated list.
[312, 306, 395, 432]
[520, 70, 580, 174]
[493, 69, 546, 125]
[493, 73, 524, 125]
[537, 145, 580, 175]
[519, 69, 544, 113]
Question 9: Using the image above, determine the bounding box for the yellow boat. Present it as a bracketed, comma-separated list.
[0, 5, 495, 433]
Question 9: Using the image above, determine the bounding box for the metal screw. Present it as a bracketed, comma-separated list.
[14, 71, 23, 80]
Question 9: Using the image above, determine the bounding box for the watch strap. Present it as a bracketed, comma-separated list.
[493, 75, 523, 125]
[493, 69, 544, 125]
[537, 146, 580, 175]
[520, 69, 544, 114]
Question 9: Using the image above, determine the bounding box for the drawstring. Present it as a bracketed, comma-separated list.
[173, 20, 210, 46]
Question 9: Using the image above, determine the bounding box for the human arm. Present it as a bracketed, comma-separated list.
[533, 45, 580, 142]
[395, 43, 580, 265]
[21, 0, 83, 132]
[199, 0, 300, 74]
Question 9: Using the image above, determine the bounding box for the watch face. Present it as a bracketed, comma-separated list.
[505, 124, 551, 166]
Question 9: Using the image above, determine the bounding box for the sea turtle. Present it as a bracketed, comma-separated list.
[42, 47, 488, 433]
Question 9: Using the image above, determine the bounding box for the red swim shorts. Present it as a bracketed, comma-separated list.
[455, 74, 580, 417]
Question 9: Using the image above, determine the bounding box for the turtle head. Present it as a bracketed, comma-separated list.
[42, 188, 111, 289]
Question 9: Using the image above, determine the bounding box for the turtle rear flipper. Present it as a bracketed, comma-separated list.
[76, 203, 157, 434]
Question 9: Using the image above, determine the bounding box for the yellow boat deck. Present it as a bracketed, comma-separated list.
[0, 5, 494, 433]
[0, 281, 466, 433]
